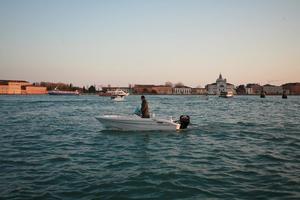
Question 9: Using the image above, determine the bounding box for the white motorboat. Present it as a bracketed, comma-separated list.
[219, 91, 234, 98]
[109, 89, 129, 96]
[96, 115, 190, 131]
[99, 89, 129, 97]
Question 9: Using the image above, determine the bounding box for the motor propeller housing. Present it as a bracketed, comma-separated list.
[179, 115, 190, 129]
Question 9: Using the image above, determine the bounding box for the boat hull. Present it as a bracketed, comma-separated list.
[96, 115, 179, 131]
[111, 96, 125, 101]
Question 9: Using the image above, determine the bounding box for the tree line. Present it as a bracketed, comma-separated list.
[34, 82, 98, 93]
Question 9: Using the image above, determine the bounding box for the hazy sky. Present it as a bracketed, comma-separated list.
[0, 0, 299, 87]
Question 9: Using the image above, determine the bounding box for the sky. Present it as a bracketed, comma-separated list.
[0, 0, 299, 87]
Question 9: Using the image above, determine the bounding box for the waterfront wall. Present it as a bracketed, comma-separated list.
[0, 80, 47, 95]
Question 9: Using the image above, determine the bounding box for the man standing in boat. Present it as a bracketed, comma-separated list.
[141, 95, 150, 118]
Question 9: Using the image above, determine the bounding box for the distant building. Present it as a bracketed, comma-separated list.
[262, 84, 283, 95]
[245, 84, 262, 95]
[173, 86, 192, 95]
[22, 85, 47, 95]
[191, 88, 207, 95]
[282, 83, 300, 95]
[0, 80, 47, 95]
[133, 85, 173, 94]
[152, 85, 173, 94]
[205, 74, 235, 95]
[0, 80, 30, 94]
[226, 83, 235, 94]
[133, 85, 155, 94]
[235, 85, 246, 95]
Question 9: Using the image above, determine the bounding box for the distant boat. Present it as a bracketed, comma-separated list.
[111, 95, 125, 101]
[260, 91, 266, 98]
[282, 91, 287, 99]
[99, 89, 129, 97]
[48, 88, 79, 95]
[219, 91, 233, 98]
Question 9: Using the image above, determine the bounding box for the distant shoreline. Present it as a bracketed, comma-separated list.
[1, 94, 299, 96]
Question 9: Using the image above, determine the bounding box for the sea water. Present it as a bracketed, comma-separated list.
[0, 95, 299, 199]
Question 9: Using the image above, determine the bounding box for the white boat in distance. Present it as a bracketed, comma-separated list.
[96, 115, 190, 131]
[108, 89, 129, 96]
[108, 89, 128, 101]
[219, 91, 234, 98]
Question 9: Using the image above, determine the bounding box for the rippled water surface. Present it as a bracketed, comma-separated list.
[0, 95, 299, 199]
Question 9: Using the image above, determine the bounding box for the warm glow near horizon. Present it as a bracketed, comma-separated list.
[0, 0, 299, 87]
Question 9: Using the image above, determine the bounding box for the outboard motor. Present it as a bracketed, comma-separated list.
[179, 115, 190, 129]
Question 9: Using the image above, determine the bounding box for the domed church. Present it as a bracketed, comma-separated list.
[205, 74, 235, 95]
